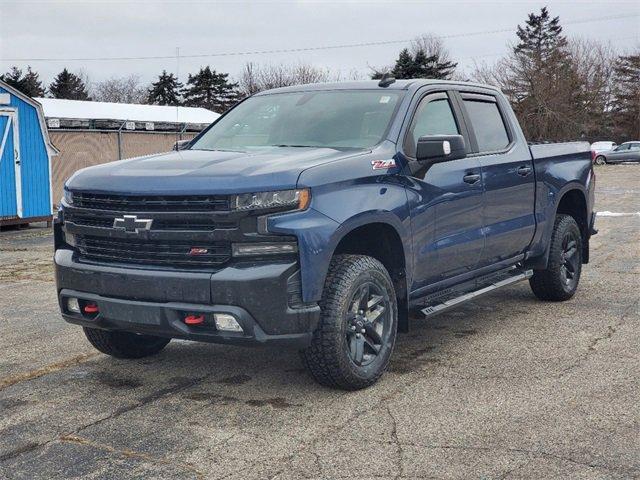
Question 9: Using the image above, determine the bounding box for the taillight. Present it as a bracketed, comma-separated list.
[591, 150, 596, 162]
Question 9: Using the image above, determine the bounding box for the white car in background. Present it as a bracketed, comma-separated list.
[591, 141, 617, 164]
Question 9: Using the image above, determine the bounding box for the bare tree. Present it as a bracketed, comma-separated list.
[609, 47, 640, 141]
[92, 75, 149, 104]
[470, 37, 617, 142]
[467, 8, 622, 142]
[410, 34, 455, 65]
[568, 38, 617, 139]
[238, 62, 333, 97]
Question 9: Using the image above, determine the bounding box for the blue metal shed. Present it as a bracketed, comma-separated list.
[0, 80, 57, 226]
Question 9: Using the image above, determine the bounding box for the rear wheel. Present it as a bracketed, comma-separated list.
[529, 214, 582, 301]
[594, 155, 606, 165]
[83, 327, 170, 359]
[302, 254, 397, 390]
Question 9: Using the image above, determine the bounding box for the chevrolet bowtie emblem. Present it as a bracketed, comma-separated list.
[113, 215, 153, 233]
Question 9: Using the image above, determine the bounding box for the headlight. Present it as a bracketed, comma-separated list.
[232, 189, 310, 211]
[62, 189, 74, 205]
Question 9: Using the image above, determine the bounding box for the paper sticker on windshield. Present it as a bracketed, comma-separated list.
[379, 96, 391, 104]
[371, 159, 396, 170]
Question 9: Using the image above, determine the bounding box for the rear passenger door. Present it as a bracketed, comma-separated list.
[457, 92, 536, 267]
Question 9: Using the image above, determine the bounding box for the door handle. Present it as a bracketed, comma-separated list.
[463, 173, 481, 184]
[517, 165, 532, 176]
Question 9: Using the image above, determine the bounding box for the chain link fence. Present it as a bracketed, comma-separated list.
[50, 129, 197, 206]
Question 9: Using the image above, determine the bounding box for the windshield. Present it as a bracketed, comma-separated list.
[190, 90, 402, 151]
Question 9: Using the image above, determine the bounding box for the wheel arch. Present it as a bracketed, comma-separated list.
[556, 187, 589, 262]
[329, 217, 410, 332]
[529, 186, 590, 269]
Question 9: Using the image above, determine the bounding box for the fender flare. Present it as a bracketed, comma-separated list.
[530, 182, 588, 269]
[325, 210, 412, 279]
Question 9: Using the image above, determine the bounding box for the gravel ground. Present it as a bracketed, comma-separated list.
[0, 165, 638, 480]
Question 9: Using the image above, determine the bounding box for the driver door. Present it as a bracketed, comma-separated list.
[403, 91, 484, 294]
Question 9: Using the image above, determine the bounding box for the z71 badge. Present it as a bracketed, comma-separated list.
[371, 159, 396, 170]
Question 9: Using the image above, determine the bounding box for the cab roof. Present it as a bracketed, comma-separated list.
[254, 79, 499, 95]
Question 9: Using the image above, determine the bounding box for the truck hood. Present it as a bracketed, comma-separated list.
[66, 147, 366, 195]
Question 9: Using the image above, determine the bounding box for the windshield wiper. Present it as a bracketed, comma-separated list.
[190, 148, 244, 153]
[270, 144, 315, 148]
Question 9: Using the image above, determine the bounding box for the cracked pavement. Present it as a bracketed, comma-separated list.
[1, 165, 639, 479]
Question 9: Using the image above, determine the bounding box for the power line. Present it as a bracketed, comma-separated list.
[1, 13, 638, 63]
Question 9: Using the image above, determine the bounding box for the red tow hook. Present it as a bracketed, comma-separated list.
[83, 303, 99, 314]
[184, 314, 205, 325]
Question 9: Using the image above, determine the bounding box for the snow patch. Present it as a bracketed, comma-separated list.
[596, 211, 640, 217]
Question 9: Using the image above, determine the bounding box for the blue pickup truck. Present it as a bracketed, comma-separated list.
[55, 78, 596, 390]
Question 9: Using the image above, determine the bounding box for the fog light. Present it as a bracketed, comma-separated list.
[214, 313, 243, 332]
[67, 297, 81, 313]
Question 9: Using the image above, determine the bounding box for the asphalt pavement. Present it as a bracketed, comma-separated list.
[0, 165, 638, 479]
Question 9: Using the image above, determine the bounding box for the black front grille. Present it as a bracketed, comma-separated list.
[76, 235, 231, 268]
[72, 192, 230, 212]
[65, 211, 237, 231]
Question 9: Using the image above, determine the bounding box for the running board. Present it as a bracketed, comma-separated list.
[420, 268, 533, 318]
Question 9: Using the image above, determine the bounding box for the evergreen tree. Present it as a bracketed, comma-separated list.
[147, 70, 183, 105]
[18, 66, 45, 97]
[391, 49, 417, 78]
[504, 7, 581, 141]
[0, 66, 45, 97]
[515, 6, 567, 58]
[416, 52, 457, 79]
[182, 66, 240, 113]
[372, 46, 457, 80]
[1, 67, 24, 90]
[49, 68, 90, 100]
[610, 53, 640, 141]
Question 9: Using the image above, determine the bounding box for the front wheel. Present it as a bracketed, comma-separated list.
[83, 327, 171, 359]
[302, 254, 397, 390]
[594, 155, 606, 165]
[529, 214, 583, 301]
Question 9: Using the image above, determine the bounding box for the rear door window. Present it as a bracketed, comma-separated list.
[463, 99, 510, 153]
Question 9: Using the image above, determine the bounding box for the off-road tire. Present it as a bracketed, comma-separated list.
[302, 254, 398, 390]
[83, 327, 171, 359]
[529, 214, 582, 301]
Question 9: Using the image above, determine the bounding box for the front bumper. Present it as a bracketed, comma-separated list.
[55, 248, 320, 348]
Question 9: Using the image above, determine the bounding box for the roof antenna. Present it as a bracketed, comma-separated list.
[378, 72, 396, 88]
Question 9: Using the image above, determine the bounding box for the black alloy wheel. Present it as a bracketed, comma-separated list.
[559, 232, 580, 290]
[529, 214, 583, 301]
[345, 282, 391, 367]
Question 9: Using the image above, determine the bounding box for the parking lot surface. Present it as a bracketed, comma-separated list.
[1, 165, 638, 479]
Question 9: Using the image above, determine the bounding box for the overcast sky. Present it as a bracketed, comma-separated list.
[1, 0, 638, 88]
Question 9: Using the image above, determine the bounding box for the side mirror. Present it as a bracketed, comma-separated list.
[173, 139, 191, 151]
[416, 135, 466, 164]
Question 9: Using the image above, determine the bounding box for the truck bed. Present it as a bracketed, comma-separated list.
[528, 141, 591, 161]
